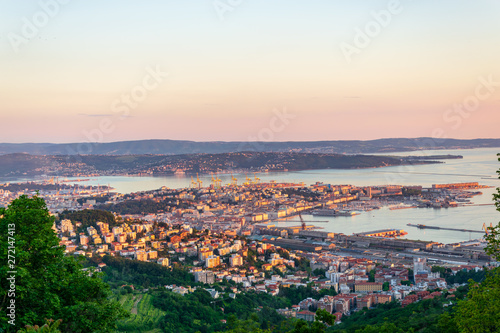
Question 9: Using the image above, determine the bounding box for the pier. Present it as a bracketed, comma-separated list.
[407, 223, 484, 234]
[354, 229, 408, 238]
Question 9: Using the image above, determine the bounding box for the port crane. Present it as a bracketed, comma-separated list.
[244, 174, 253, 186]
[190, 176, 198, 188]
[299, 212, 306, 230]
[254, 172, 260, 184]
[483, 222, 494, 234]
[196, 173, 203, 189]
[48, 177, 59, 185]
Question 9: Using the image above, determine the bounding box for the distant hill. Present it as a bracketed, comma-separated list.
[0, 138, 499, 155]
[0, 152, 446, 178]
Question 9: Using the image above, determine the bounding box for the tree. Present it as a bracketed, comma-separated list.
[368, 269, 376, 282]
[454, 268, 500, 332]
[453, 154, 500, 332]
[355, 322, 405, 333]
[484, 153, 500, 260]
[437, 312, 458, 333]
[288, 319, 326, 333]
[315, 309, 335, 326]
[0, 195, 127, 332]
[16, 319, 62, 333]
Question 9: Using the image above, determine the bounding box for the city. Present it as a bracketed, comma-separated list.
[2, 0, 500, 332]
[1, 176, 495, 328]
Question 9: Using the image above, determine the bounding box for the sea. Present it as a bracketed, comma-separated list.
[4, 147, 500, 244]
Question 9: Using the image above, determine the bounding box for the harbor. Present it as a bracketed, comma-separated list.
[407, 223, 485, 234]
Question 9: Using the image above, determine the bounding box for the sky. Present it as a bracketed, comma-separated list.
[1, 0, 499, 143]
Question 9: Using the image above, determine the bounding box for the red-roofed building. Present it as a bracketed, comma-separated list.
[296, 311, 315, 322]
[402, 294, 418, 307]
[417, 291, 430, 300]
[357, 295, 372, 309]
[317, 296, 335, 314]
[333, 312, 343, 323]
[374, 294, 392, 304]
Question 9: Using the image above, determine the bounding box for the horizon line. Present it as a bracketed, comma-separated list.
[2, 137, 500, 145]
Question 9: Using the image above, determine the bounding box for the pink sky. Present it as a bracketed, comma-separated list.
[1, 0, 499, 143]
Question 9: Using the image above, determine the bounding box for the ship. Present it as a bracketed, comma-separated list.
[337, 210, 360, 216]
[389, 205, 417, 210]
[413, 224, 440, 230]
[312, 209, 360, 217]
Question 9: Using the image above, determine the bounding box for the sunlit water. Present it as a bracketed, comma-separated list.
[4, 148, 499, 244]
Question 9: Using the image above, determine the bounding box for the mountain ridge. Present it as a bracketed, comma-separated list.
[0, 137, 499, 155]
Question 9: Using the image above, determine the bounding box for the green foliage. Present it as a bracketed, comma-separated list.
[407, 269, 414, 282]
[436, 312, 458, 333]
[223, 314, 272, 333]
[281, 188, 322, 201]
[485, 154, 500, 260]
[367, 270, 375, 282]
[58, 209, 117, 231]
[430, 265, 487, 285]
[116, 293, 166, 332]
[224, 292, 289, 330]
[278, 285, 336, 306]
[486, 223, 500, 260]
[445, 268, 487, 285]
[454, 267, 500, 332]
[312, 268, 327, 277]
[101, 255, 194, 289]
[152, 290, 225, 333]
[76, 195, 111, 206]
[0, 195, 127, 332]
[287, 319, 327, 333]
[315, 309, 335, 326]
[97, 199, 189, 215]
[447, 155, 500, 332]
[329, 298, 453, 332]
[352, 322, 405, 333]
[16, 319, 62, 333]
[402, 187, 422, 197]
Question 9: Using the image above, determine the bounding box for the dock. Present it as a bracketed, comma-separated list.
[407, 223, 484, 234]
[354, 229, 408, 238]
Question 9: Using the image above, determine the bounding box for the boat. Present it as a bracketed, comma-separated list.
[312, 209, 337, 216]
[389, 205, 417, 210]
[312, 209, 360, 217]
[337, 210, 360, 216]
